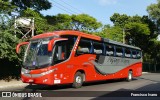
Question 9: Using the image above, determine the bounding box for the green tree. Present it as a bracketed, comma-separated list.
[98, 25, 123, 42]
[0, 14, 22, 80]
[147, 0, 160, 34]
[11, 0, 52, 12]
[109, 13, 159, 63]
[45, 14, 72, 30]
[110, 13, 130, 28]
[71, 14, 102, 33]
[124, 22, 150, 48]
[110, 13, 156, 45]
[0, 0, 17, 15]
[45, 14, 102, 33]
[147, 0, 160, 21]
[147, 0, 160, 63]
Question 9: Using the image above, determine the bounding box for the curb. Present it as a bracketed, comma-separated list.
[0, 83, 28, 89]
[142, 72, 149, 74]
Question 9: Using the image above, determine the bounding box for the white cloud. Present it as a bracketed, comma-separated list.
[98, 0, 117, 6]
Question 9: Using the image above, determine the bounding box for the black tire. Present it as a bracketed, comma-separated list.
[72, 72, 83, 88]
[126, 71, 133, 82]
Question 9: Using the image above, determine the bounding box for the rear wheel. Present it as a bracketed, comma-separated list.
[72, 72, 83, 88]
[126, 71, 133, 82]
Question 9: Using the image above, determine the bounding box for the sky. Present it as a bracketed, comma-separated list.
[41, 0, 157, 25]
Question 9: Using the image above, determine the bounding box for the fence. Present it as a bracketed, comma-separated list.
[143, 62, 160, 72]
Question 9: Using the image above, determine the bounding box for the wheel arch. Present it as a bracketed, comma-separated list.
[129, 69, 133, 72]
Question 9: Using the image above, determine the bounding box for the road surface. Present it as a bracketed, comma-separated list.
[1, 73, 160, 100]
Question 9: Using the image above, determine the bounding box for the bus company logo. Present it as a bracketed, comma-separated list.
[2, 92, 11, 97]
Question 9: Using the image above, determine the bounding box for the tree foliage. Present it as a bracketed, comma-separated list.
[0, 0, 17, 14]
[109, 13, 160, 62]
[45, 14, 102, 33]
[110, 13, 155, 43]
[147, 0, 160, 62]
[45, 14, 72, 30]
[11, 0, 52, 12]
[71, 14, 102, 32]
[124, 22, 150, 47]
[0, 14, 19, 61]
[110, 13, 129, 28]
[0, 0, 53, 80]
[147, 0, 160, 21]
[98, 25, 123, 42]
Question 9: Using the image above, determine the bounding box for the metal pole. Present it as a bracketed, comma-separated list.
[123, 28, 125, 44]
[154, 59, 157, 72]
[14, 16, 17, 37]
[31, 18, 34, 37]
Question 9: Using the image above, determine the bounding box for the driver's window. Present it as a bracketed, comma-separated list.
[53, 41, 67, 64]
[52, 36, 76, 65]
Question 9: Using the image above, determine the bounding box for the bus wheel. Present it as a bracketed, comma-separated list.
[72, 72, 83, 88]
[126, 71, 133, 82]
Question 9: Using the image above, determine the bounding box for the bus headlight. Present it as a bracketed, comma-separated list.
[41, 68, 57, 75]
[21, 68, 30, 75]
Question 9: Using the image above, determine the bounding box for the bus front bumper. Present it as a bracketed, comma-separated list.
[21, 72, 71, 85]
[21, 73, 55, 85]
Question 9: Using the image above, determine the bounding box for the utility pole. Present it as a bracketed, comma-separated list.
[123, 28, 125, 44]
[14, 16, 17, 37]
[31, 18, 34, 37]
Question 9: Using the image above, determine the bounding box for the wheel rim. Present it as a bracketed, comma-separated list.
[76, 76, 82, 84]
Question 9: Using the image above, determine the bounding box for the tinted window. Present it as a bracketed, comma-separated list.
[137, 51, 141, 59]
[76, 38, 92, 55]
[106, 44, 114, 56]
[125, 48, 131, 58]
[132, 50, 137, 59]
[93, 41, 104, 55]
[116, 46, 123, 57]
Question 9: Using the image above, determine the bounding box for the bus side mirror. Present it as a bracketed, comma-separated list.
[16, 42, 29, 54]
[48, 38, 68, 52]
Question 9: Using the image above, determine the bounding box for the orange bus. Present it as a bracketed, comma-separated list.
[16, 30, 142, 88]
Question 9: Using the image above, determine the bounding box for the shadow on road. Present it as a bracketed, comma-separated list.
[20, 75, 160, 100]
[91, 82, 160, 100]
[23, 78, 138, 91]
[139, 77, 160, 83]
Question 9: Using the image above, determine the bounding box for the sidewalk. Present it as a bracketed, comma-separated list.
[0, 79, 28, 89]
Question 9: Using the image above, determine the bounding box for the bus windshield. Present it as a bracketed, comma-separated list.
[23, 36, 77, 69]
[23, 38, 52, 69]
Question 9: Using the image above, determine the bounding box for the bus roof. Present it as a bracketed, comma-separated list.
[102, 38, 141, 50]
[31, 30, 101, 40]
[31, 30, 141, 50]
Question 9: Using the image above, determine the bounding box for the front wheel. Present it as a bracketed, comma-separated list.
[72, 72, 83, 88]
[126, 71, 133, 82]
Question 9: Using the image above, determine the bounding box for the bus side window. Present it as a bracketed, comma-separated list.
[106, 44, 114, 56]
[93, 41, 104, 55]
[137, 51, 141, 59]
[132, 50, 137, 59]
[125, 48, 131, 58]
[76, 39, 92, 55]
[116, 46, 123, 57]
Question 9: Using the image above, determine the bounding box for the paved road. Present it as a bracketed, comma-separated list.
[1, 73, 160, 100]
